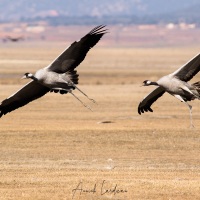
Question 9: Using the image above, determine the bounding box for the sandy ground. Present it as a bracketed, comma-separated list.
[0, 42, 199, 199]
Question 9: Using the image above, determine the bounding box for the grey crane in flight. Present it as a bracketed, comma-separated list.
[0, 25, 107, 118]
[138, 53, 200, 127]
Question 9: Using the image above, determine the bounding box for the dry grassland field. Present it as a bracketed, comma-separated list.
[0, 33, 200, 199]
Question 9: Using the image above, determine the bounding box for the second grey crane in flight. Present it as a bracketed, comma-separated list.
[0, 25, 107, 118]
[138, 53, 200, 127]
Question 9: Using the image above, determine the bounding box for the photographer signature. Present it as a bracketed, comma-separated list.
[72, 180, 128, 199]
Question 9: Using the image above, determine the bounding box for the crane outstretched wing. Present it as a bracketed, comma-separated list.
[47, 25, 107, 73]
[171, 53, 200, 82]
[138, 86, 165, 114]
[0, 81, 50, 117]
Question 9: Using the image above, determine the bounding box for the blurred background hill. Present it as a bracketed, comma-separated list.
[0, 0, 200, 25]
[0, 0, 200, 46]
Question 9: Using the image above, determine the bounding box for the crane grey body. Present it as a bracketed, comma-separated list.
[30, 69, 72, 89]
[157, 75, 199, 98]
[0, 25, 107, 118]
[138, 53, 200, 127]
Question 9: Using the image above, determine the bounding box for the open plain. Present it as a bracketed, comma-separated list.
[0, 37, 200, 199]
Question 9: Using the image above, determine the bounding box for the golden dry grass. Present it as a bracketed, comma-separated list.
[0, 41, 199, 200]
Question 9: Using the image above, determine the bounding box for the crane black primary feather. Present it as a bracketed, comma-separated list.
[0, 81, 50, 117]
[138, 86, 165, 114]
[172, 53, 200, 82]
[47, 25, 107, 73]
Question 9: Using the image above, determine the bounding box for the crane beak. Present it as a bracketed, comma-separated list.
[21, 75, 26, 79]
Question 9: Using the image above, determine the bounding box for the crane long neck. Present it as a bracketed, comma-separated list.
[150, 82, 159, 86]
[30, 75, 38, 81]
